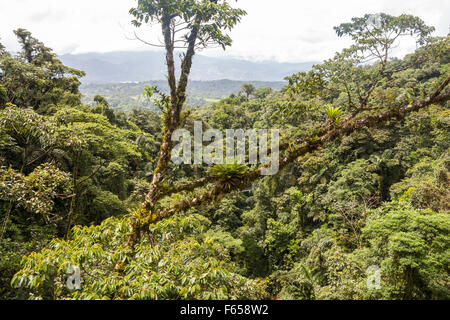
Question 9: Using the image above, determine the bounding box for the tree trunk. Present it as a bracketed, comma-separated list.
[143, 19, 200, 214]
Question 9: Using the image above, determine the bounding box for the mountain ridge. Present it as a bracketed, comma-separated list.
[60, 50, 316, 83]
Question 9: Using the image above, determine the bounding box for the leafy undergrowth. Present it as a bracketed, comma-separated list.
[12, 214, 268, 300]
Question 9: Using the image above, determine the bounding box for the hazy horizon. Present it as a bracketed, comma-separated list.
[60, 50, 317, 83]
[1, 0, 449, 63]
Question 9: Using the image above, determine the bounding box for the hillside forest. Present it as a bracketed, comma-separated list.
[80, 80, 284, 112]
[0, 1, 449, 300]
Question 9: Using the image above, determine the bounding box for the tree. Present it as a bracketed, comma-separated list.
[254, 87, 273, 100]
[334, 13, 434, 59]
[0, 29, 85, 114]
[93, 95, 109, 108]
[241, 83, 256, 100]
[0, 164, 72, 240]
[285, 14, 435, 116]
[128, 0, 247, 239]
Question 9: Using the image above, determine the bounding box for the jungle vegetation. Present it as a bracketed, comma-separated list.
[79, 80, 283, 112]
[0, 1, 449, 300]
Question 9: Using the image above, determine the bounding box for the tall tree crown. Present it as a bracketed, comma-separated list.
[334, 13, 435, 63]
[130, 0, 246, 50]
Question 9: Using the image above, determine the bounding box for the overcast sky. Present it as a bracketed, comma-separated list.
[0, 0, 449, 63]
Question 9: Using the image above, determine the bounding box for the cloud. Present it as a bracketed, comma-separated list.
[215, 0, 450, 62]
[29, 9, 55, 23]
[0, 0, 448, 63]
[59, 43, 80, 55]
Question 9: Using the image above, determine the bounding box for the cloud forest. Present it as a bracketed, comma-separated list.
[0, 1, 449, 304]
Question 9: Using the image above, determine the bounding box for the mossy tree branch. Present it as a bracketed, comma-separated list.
[139, 75, 449, 227]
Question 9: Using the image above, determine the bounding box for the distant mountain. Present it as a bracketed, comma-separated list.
[60, 51, 316, 83]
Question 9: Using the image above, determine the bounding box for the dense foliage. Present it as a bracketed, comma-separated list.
[0, 7, 449, 300]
